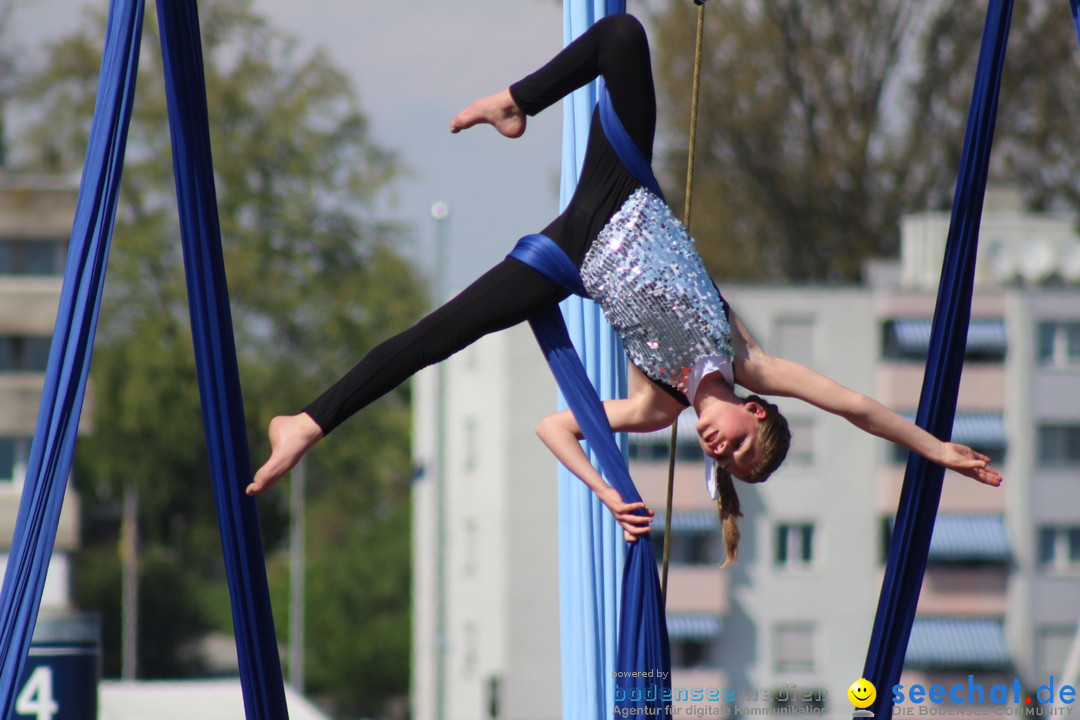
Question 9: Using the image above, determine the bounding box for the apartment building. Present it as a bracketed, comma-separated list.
[0, 174, 81, 608]
[413, 187, 1080, 718]
[412, 325, 561, 720]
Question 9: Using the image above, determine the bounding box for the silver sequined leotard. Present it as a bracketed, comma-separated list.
[580, 188, 733, 393]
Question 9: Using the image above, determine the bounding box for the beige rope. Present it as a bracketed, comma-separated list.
[661, 1, 707, 606]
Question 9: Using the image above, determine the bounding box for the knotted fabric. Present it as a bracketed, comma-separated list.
[509, 233, 672, 718]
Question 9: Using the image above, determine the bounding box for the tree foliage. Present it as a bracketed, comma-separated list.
[649, 1, 1080, 282]
[0, 0, 29, 166]
[12, 0, 423, 715]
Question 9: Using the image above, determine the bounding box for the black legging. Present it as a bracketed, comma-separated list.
[305, 14, 657, 434]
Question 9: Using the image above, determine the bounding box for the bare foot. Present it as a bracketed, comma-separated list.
[450, 88, 526, 138]
[247, 413, 324, 495]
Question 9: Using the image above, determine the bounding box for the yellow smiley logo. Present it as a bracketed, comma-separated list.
[848, 678, 876, 708]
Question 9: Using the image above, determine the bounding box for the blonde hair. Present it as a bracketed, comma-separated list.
[715, 394, 790, 567]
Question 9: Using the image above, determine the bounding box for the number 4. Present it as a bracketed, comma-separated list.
[15, 666, 59, 720]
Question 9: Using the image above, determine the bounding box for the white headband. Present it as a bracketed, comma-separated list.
[684, 355, 735, 501]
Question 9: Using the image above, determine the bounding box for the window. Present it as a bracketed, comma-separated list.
[667, 614, 722, 669]
[776, 523, 815, 567]
[462, 621, 478, 678]
[670, 639, 714, 669]
[1037, 424, 1080, 468]
[628, 412, 703, 463]
[1038, 527, 1080, 572]
[1037, 321, 1080, 367]
[627, 439, 700, 463]
[774, 623, 815, 672]
[0, 336, 52, 373]
[463, 418, 478, 472]
[0, 439, 14, 483]
[879, 517, 892, 565]
[462, 519, 478, 576]
[0, 437, 31, 484]
[485, 675, 501, 719]
[0, 239, 67, 276]
[652, 528, 718, 566]
[882, 318, 1006, 362]
[785, 417, 814, 465]
[892, 413, 1006, 465]
[1036, 627, 1074, 679]
[774, 318, 815, 368]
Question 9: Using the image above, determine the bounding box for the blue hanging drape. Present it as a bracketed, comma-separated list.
[156, 1, 289, 717]
[551, 3, 671, 715]
[0, 1, 288, 717]
[861, 1, 1013, 715]
[558, 2, 628, 717]
[0, 0, 145, 712]
[1071, 0, 1080, 46]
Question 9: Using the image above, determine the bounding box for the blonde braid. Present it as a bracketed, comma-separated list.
[714, 467, 743, 568]
[713, 396, 791, 567]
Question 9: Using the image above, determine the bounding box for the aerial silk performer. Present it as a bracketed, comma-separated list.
[860, 0, 1014, 716]
[0, 1, 289, 718]
[244, 5, 672, 717]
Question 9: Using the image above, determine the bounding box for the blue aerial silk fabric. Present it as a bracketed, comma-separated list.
[1072, 0, 1080, 47]
[557, 2, 629, 718]
[596, 86, 664, 201]
[0, 0, 145, 713]
[533, 2, 674, 709]
[156, 1, 289, 718]
[508, 234, 671, 719]
[861, 1, 1014, 716]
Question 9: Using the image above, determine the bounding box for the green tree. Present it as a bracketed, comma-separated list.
[650, 2, 1080, 282]
[295, 499, 412, 714]
[13, 0, 423, 715]
[0, 0, 28, 166]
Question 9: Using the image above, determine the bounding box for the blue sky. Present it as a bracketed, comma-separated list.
[11, 0, 567, 295]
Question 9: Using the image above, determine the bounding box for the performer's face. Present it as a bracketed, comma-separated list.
[695, 400, 767, 479]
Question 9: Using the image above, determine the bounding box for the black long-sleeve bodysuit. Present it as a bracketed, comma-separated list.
[305, 14, 659, 434]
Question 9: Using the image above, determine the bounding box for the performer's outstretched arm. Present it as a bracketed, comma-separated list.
[535, 365, 683, 539]
[728, 312, 1003, 487]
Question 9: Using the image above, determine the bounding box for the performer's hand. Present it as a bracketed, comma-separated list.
[601, 490, 654, 542]
[940, 442, 1002, 487]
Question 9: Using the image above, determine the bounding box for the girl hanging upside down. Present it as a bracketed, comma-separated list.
[248, 14, 1001, 563]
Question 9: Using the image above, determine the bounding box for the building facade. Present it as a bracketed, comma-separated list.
[412, 324, 561, 720]
[0, 174, 81, 608]
[412, 188, 1080, 718]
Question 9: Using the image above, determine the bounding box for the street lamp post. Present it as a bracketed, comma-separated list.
[289, 455, 306, 692]
[430, 201, 450, 720]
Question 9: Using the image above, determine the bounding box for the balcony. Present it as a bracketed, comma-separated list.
[917, 566, 1009, 616]
[0, 276, 63, 333]
[0, 375, 94, 435]
[664, 565, 729, 616]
